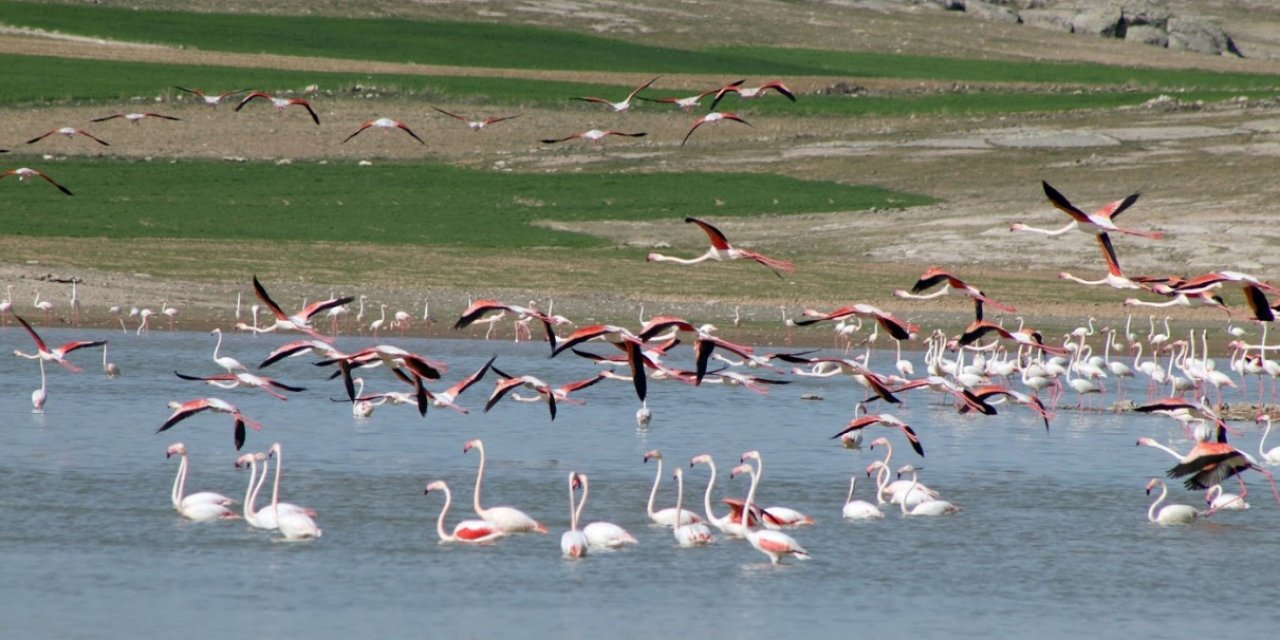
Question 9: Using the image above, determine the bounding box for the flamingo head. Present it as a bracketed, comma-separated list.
[896, 464, 919, 479]
[234, 453, 255, 468]
[740, 450, 760, 463]
[865, 460, 884, 477]
[869, 436, 890, 450]
[424, 480, 447, 495]
[643, 449, 661, 463]
[645, 253, 661, 262]
[165, 443, 187, 458]
[254, 452, 268, 463]
[1009, 222, 1026, 232]
[210, 328, 222, 336]
[572, 473, 586, 490]
[690, 454, 712, 467]
[671, 467, 683, 481]
[267, 442, 283, 458]
[729, 463, 752, 479]
[1145, 478, 1161, 495]
[463, 439, 481, 454]
[166, 401, 183, 411]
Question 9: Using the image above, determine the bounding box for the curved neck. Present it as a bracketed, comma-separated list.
[171, 455, 188, 508]
[741, 467, 760, 528]
[700, 460, 722, 524]
[437, 485, 454, 542]
[1263, 419, 1274, 457]
[875, 464, 890, 504]
[647, 457, 663, 517]
[574, 476, 588, 529]
[901, 470, 919, 515]
[472, 443, 487, 515]
[673, 470, 684, 520]
[242, 457, 260, 520]
[213, 331, 224, 360]
[1148, 482, 1167, 522]
[270, 451, 283, 520]
[567, 475, 579, 531]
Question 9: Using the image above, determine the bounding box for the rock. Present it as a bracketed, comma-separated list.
[1124, 24, 1167, 47]
[1071, 4, 1125, 38]
[967, 1, 1021, 23]
[1121, 0, 1172, 28]
[1021, 8, 1074, 32]
[1167, 16, 1244, 56]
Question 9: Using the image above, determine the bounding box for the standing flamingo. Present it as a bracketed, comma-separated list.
[1205, 484, 1249, 511]
[739, 451, 814, 528]
[574, 473, 638, 549]
[729, 463, 810, 565]
[234, 452, 311, 530]
[32, 290, 54, 325]
[267, 443, 321, 540]
[895, 465, 960, 516]
[424, 480, 505, 544]
[671, 468, 714, 546]
[646, 216, 794, 278]
[561, 472, 589, 559]
[31, 359, 46, 413]
[690, 454, 755, 537]
[642, 450, 701, 526]
[209, 328, 247, 373]
[463, 439, 547, 534]
[1256, 415, 1280, 465]
[167, 443, 235, 511]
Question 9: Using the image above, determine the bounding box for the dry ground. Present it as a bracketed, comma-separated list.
[3, 1, 1280, 343]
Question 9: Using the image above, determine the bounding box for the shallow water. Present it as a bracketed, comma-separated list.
[1, 328, 1277, 639]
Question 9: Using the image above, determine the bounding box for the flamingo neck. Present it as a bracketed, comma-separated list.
[1148, 482, 1167, 523]
[242, 457, 261, 522]
[647, 457, 662, 518]
[437, 485, 454, 542]
[700, 460, 723, 525]
[171, 455, 188, 508]
[271, 450, 283, 521]
[1262, 419, 1274, 458]
[213, 330, 224, 361]
[901, 470, 919, 515]
[472, 444, 487, 516]
[846, 477, 857, 505]
[574, 476, 588, 530]
[741, 466, 760, 530]
[875, 463, 891, 504]
[674, 470, 684, 522]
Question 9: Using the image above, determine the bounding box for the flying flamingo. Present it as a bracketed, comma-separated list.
[574, 473, 638, 549]
[957, 319, 1069, 356]
[234, 92, 320, 124]
[561, 472, 590, 559]
[830, 413, 925, 456]
[895, 465, 961, 516]
[341, 118, 425, 144]
[740, 450, 814, 528]
[1, 167, 73, 195]
[246, 275, 353, 342]
[842, 476, 884, 520]
[166, 443, 235, 511]
[452, 298, 563, 350]
[91, 112, 181, 125]
[1011, 181, 1158, 239]
[646, 216, 794, 278]
[157, 397, 263, 450]
[175, 86, 249, 106]
[26, 126, 110, 146]
[1145, 478, 1200, 525]
[431, 107, 520, 131]
[12, 314, 105, 373]
[729, 462, 810, 565]
[422, 356, 494, 414]
[571, 76, 659, 112]
[788, 304, 916, 340]
[541, 129, 647, 144]
[174, 370, 305, 401]
[424, 480, 505, 544]
[636, 81, 741, 111]
[463, 439, 547, 534]
[671, 468, 714, 547]
[483, 368, 605, 420]
[680, 112, 752, 146]
[643, 450, 701, 527]
[708, 80, 797, 111]
[893, 266, 1016, 321]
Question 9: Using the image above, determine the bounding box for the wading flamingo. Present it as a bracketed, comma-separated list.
[31, 359, 46, 413]
[690, 454, 753, 537]
[561, 472, 589, 559]
[729, 462, 810, 565]
[740, 450, 814, 528]
[463, 439, 547, 534]
[234, 451, 317, 530]
[266, 443, 321, 540]
[895, 465, 960, 516]
[1205, 483, 1249, 511]
[209, 328, 247, 373]
[167, 442, 235, 511]
[101, 344, 119, 378]
[643, 450, 701, 527]
[646, 216, 794, 278]
[671, 468, 714, 546]
[574, 473, 637, 549]
[842, 476, 884, 520]
[424, 480, 505, 544]
[1145, 478, 1200, 525]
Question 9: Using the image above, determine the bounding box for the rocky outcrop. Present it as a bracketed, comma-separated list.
[900, 0, 1243, 57]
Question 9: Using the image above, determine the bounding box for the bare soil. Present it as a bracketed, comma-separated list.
[3, 1, 1280, 344]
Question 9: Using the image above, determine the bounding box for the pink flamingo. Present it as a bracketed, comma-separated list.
[561, 472, 590, 558]
[463, 439, 547, 534]
[234, 91, 320, 125]
[642, 450, 701, 526]
[157, 397, 263, 450]
[432, 107, 520, 131]
[167, 443, 235, 511]
[894, 266, 1016, 321]
[1012, 181, 1158, 239]
[636, 81, 740, 111]
[646, 216, 794, 278]
[245, 275, 353, 342]
[571, 76, 659, 112]
[541, 129, 647, 144]
[681, 112, 751, 146]
[729, 463, 809, 565]
[91, 112, 181, 125]
[740, 451, 814, 528]
[671, 468, 714, 546]
[26, 126, 109, 146]
[175, 86, 248, 106]
[1, 167, 72, 195]
[424, 480, 505, 544]
[12, 314, 104, 373]
[708, 80, 796, 111]
[342, 118, 425, 144]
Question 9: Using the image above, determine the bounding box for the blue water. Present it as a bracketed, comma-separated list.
[1, 327, 1276, 639]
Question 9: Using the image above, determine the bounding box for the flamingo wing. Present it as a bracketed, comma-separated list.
[395, 122, 427, 145]
[1041, 181, 1095, 224]
[483, 376, 527, 413]
[75, 129, 110, 146]
[483, 115, 520, 126]
[300, 296, 354, 321]
[431, 106, 469, 122]
[56, 340, 106, 355]
[627, 76, 660, 102]
[681, 118, 710, 146]
[736, 248, 794, 278]
[251, 275, 289, 321]
[234, 92, 272, 111]
[33, 170, 73, 195]
[446, 355, 496, 397]
[707, 83, 744, 112]
[25, 130, 56, 144]
[90, 114, 125, 122]
[158, 400, 213, 433]
[1096, 192, 1141, 220]
[684, 216, 732, 251]
[341, 122, 373, 143]
[13, 314, 50, 352]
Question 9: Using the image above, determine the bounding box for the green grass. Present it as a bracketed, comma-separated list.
[0, 159, 935, 247]
[3, 1, 1279, 91]
[0, 53, 1246, 118]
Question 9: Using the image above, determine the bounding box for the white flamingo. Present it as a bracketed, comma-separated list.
[642, 450, 701, 526]
[561, 472, 589, 559]
[895, 465, 960, 516]
[574, 473, 637, 549]
[463, 439, 547, 534]
[167, 442, 235, 511]
[1145, 478, 1199, 525]
[671, 468, 714, 547]
[729, 463, 810, 565]
[842, 476, 884, 520]
[424, 480, 505, 544]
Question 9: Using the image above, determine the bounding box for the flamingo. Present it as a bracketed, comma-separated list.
[789, 304, 916, 340]
[246, 275, 353, 342]
[830, 413, 925, 456]
[1011, 181, 1158, 239]
[233, 452, 317, 530]
[740, 450, 814, 528]
[571, 76, 659, 112]
[31, 359, 46, 413]
[166, 443, 235, 511]
[893, 266, 1017, 321]
[12, 314, 105, 373]
[690, 454, 754, 538]
[1258, 415, 1280, 465]
[895, 465, 960, 516]
[68, 281, 80, 326]
[541, 129, 647, 144]
[671, 468, 714, 547]
[1205, 484, 1249, 511]
[462, 439, 547, 534]
[369, 304, 387, 337]
[0, 284, 12, 324]
[26, 126, 110, 146]
[484, 369, 605, 421]
[91, 112, 181, 125]
[98, 341, 118, 378]
[646, 216, 794, 278]
[421, 356, 494, 414]
[0, 168, 73, 195]
[680, 112, 752, 146]
[341, 117, 425, 144]
[867, 439, 938, 506]
[561, 472, 590, 559]
[452, 299, 562, 348]
[424, 480, 505, 544]
[842, 476, 884, 520]
[157, 397, 263, 450]
[174, 370, 305, 401]
[642, 450, 701, 527]
[393, 309, 411, 334]
[32, 290, 54, 325]
[175, 86, 249, 106]
[234, 91, 320, 125]
[265, 443, 321, 538]
[574, 473, 637, 549]
[1145, 478, 1200, 525]
[431, 107, 520, 131]
[209, 328, 247, 373]
[636, 81, 739, 111]
[729, 463, 810, 565]
[708, 80, 797, 111]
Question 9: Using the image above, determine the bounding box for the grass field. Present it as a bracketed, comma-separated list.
[0, 158, 934, 247]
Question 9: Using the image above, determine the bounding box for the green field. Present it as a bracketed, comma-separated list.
[0, 159, 934, 247]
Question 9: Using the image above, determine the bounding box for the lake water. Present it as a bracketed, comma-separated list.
[1, 327, 1277, 639]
